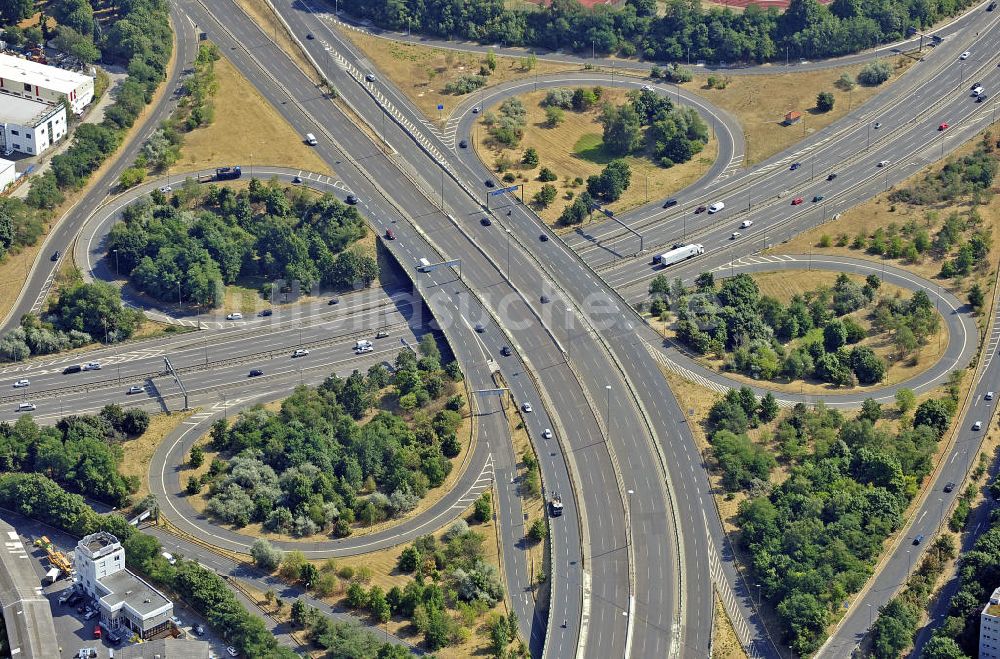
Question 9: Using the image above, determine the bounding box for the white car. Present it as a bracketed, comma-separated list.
[960, 51, 971, 60]
[161, 552, 176, 565]
[878, 160, 890, 167]
[641, 84, 653, 91]
[973, 421, 983, 430]
[292, 349, 310, 358]
[127, 385, 144, 395]
[542, 428, 553, 439]
[522, 402, 533, 413]
[740, 220, 753, 229]
[17, 402, 36, 412]
[159, 185, 172, 193]
[227, 647, 239, 657]
[986, 391, 995, 401]
[82, 362, 101, 371]
[226, 312, 243, 320]
[731, 232, 741, 240]
[12, 379, 29, 388]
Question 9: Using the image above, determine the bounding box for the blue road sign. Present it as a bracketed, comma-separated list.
[489, 185, 520, 197]
[437, 104, 444, 110]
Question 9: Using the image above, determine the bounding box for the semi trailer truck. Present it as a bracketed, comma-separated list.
[653, 243, 704, 267]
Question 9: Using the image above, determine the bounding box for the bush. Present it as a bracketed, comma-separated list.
[527, 518, 547, 543]
[444, 75, 487, 95]
[816, 91, 835, 112]
[250, 539, 283, 570]
[538, 167, 557, 182]
[858, 61, 892, 86]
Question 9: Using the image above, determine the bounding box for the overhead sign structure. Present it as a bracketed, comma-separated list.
[486, 184, 524, 209]
[590, 202, 643, 253]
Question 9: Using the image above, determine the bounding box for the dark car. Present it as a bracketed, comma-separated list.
[384, 228, 395, 240]
[827, 173, 838, 181]
[249, 369, 264, 377]
[812, 195, 825, 202]
[345, 194, 358, 205]
[328, 297, 340, 305]
[480, 217, 492, 226]
[51, 251, 60, 261]
[500, 346, 512, 356]
[484, 179, 495, 188]
[662, 198, 678, 209]
[459, 140, 468, 149]
[292, 176, 302, 184]
[790, 162, 801, 171]
[539, 234, 549, 242]
[63, 365, 82, 374]
[694, 206, 707, 214]
[913, 534, 925, 545]
[306, 33, 314, 39]
[977, 93, 987, 103]
[944, 482, 956, 493]
[989, 2, 997, 10]
[972, 82, 983, 90]
[258, 309, 273, 317]
[475, 323, 485, 333]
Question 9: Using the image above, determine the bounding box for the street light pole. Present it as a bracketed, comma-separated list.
[113, 249, 119, 276]
[506, 229, 512, 283]
[605, 385, 612, 433]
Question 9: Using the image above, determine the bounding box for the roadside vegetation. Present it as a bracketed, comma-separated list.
[336, 0, 977, 64]
[190, 340, 468, 539]
[647, 271, 941, 390]
[106, 178, 377, 308]
[704, 384, 959, 654]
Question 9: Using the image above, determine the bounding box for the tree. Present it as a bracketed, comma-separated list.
[490, 615, 510, 657]
[587, 159, 631, 202]
[189, 445, 205, 469]
[759, 392, 779, 423]
[538, 167, 558, 182]
[860, 398, 882, 423]
[544, 105, 565, 127]
[473, 491, 492, 523]
[823, 319, 848, 352]
[816, 91, 835, 112]
[250, 539, 283, 571]
[969, 282, 985, 310]
[533, 184, 557, 208]
[850, 346, 886, 385]
[369, 585, 390, 623]
[527, 518, 547, 543]
[521, 147, 539, 167]
[920, 637, 968, 659]
[895, 388, 916, 415]
[914, 398, 951, 437]
[186, 476, 201, 495]
[53, 281, 142, 342]
[601, 104, 643, 156]
[858, 61, 892, 86]
[51, 26, 100, 64]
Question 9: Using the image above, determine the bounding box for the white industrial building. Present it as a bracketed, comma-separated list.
[981, 586, 1000, 658]
[0, 94, 67, 156]
[0, 158, 14, 191]
[0, 53, 94, 113]
[75, 532, 174, 640]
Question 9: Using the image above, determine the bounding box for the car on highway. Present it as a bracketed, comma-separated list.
[12, 379, 29, 388]
[63, 364, 82, 374]
[355, 340, 374, 354]
[258, 309, 273, 317]
[990, 1, 997, 10]
[662, 198, 678, 208]
[827, 172, 838, 181]
[789, 162, 801, 171]
[345, 194, 358, 205]
[226, 312, 243, 320]
[51, 250, 61, 261]
[500, 346, 512, 356]
[376, 329, 389, 338]
[973, 420, 983, 430]
[960, 51, 971, 60]
[365, 73, 376, 82]
[694, 205, 707, 214]
[484, 179, 495, 188]
[812, 195, 825, 202]
[791, 197, 804, 205]
[971, 86, 984, 97]
[539, 234, 548, 242]
[127, 386, 144, 395]
[978, 93, 988, 102]
[159, 185, 172, 193]
[306, 33, 314, 39]
[292, 176, 302, 184]
[986, 391, 995, 401]
[384, 228, 395, 240]
[328, 297, 340, 305]
[475, 323, 485, 333]
[913, 534, 925, 545]
[480, 216, 492, 226]
[292, 349, 309, 358]
[540, 294, 550, 303]
[944, 482, 956, 493]
[938, 123, 949, 130]
[249, 369, 264, 377]
[873, 121, 882, 129]
[542, 428, 553, 439]
[878, 160, 890, 167]
[521, 402, 533, 413]
[740, 220, 753, 228]
[471, 107, 480, 114]
[707, 202, 725, 214]
[730, 232, 741, 239]
[82, 361, 101, 371]
[459, 140, 468, 148]
[16, 402, 36, 412]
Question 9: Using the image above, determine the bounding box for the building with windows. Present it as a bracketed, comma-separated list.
[74, 532, 173, 640]
[0, 53, 94, 113]
[981, 586, 1000, 658]
[0, 94, 67, 156]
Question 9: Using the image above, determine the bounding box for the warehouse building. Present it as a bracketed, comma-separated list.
[0, 53, 94, 113]
[0, 94, 67, 156]
[75, 532, 173, 640]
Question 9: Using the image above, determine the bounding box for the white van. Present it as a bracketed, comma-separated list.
[355, 340, 374, 354]
[707, 202, 725, 214]
[305, 133, 317, 145]
[160, 552, 176, 565]
[972, 86, 984, 97]
[418, 257, 431, 272]
[17, 402, 36, 412]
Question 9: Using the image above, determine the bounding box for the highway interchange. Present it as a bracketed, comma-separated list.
[4, 0, 1000, 656]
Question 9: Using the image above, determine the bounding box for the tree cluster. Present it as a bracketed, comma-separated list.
[890, 135, 997, 206]
[734, 396, 953, 654]
[108, 179, 375, 307]
[485, 97, 527, 147]
[334, 0, 977, 65]
[202, 347, 464, 536]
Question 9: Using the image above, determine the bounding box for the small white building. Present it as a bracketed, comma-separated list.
[0, 95, 67, 156]
[0, 158, 14, 191]
[0, 53, 94, 114]
[75, 532, 173, 640]
[981, 586, 1000, 658]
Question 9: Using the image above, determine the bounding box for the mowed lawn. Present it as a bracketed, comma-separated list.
[474, 88, 718, 225]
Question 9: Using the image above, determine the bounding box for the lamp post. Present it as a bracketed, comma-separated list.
[605, 385, 612, 433]
[505, 229, 512, 283]
[113, 249, 119, 276]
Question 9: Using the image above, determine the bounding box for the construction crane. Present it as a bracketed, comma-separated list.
[34, 536, 73, 574]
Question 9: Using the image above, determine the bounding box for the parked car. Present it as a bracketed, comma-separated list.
[193, 624, 205, 636]
[58, 592, 72, 605]
[83, 609, 97, 620]
[227, 647, 239, 657]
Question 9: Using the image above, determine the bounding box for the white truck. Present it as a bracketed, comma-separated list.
[418, 257, 431, 272]
[653, 243, 705, 267]
[355, 340, 374, 354]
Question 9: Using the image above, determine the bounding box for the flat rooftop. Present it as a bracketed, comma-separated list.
[989, 603, 1000, 617]
[0, 53, 91, 94]
[0, 93, 60, 127]
[99, 569, 171, 618]
[117, 638, 212, 658]
[0, 520, 60, 658]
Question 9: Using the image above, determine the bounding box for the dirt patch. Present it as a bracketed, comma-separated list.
[170, 56, 331, 176]
[712, 593, 750, 659]
[338, 28, 578, 120]
[688, 58, 914, 165]
[120, 411, 194, 501]
[474, 88, 717, 226]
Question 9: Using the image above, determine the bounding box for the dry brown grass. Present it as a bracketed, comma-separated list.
[120, 411, 194, 501]
[474, 88, 717, 226]
[339, 29, 578, 120]
[689, 57, 914, 165]
[170, 56, 332, 176]
[235, 0, 321, 85]
[712, 593, 750, 659]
